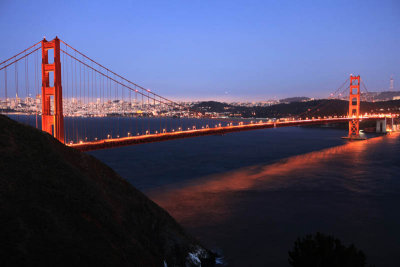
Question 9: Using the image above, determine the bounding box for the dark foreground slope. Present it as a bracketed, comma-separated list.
[0, 115, 215, 267]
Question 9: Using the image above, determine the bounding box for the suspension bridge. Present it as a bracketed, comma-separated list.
[0, 37, 398, 151]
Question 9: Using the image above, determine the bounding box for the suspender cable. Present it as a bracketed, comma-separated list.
[0, 41, 41, 66]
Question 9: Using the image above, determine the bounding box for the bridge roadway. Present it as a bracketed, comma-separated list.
[68, 115, 396, 152]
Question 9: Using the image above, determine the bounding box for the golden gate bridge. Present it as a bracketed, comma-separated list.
[0, 37, 398, 151]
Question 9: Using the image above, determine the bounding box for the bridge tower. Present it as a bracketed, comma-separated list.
[41, 37, 64, 143]
[346, 75, 364, 140]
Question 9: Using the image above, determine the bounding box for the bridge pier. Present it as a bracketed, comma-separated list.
[376, 119, 387, 134]
[392, 118, 400, 132]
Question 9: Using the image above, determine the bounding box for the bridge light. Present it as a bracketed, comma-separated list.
[127, 132, 131, 137]
[107, 134, 111, 139]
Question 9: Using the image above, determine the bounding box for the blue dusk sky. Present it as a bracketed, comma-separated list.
[0, 0, 399, 101]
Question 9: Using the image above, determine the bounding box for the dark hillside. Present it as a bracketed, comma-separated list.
[192, 101, 233, 113]
[0, 115, 214, 267]
[192, 100, 400, 118]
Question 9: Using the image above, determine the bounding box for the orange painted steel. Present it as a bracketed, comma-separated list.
[348, 75, 361, 139]
[41, 37, 64, 143]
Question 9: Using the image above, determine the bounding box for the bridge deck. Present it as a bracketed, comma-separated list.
[68, 116, 391, 152]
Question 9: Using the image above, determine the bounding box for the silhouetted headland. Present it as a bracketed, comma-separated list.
[0, 115, 215, 267]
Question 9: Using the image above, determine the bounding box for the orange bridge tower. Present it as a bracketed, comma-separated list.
[344, 75, 364, 140]
[41, 37, 64, 143]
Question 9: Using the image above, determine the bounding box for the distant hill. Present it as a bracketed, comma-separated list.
[191, 99, 400, 118]
[279, 97, 311, 103]
[374, 91, 400, 101]
[362, 91, 400, 101]
[192, 101, 233, 112]
[0, 115, 215, 267]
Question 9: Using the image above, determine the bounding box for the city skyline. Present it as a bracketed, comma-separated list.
[0, 0, 399, 101]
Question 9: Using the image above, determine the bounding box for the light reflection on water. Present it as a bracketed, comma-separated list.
[149, 133, 400, 266]
[150, 133, 398, 201]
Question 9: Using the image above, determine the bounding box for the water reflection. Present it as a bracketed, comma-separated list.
[148, 133, 400, 266]
[149, 133, 399, 227]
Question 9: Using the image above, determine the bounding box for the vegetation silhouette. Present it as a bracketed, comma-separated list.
[288, 232, 375, 267]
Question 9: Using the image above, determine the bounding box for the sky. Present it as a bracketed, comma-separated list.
[0, 0, 399, 101]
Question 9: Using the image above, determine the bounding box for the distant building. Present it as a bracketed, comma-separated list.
[390, 76, 394, 91]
